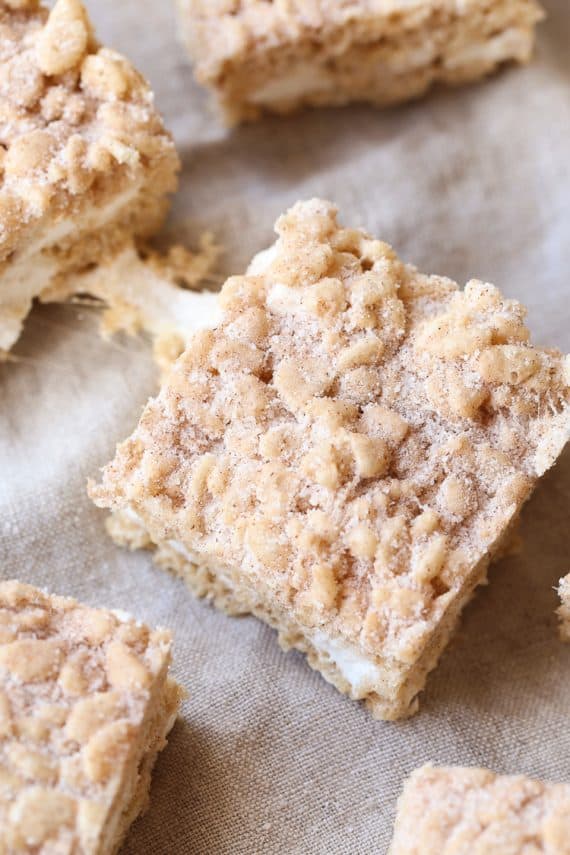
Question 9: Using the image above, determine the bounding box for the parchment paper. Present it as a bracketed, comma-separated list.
[1, 2, 569, 852]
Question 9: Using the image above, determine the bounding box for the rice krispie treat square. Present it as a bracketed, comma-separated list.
[0, 0, 179, 355]
[389, 765, 570, 854]
[178, 0, 544, 124]
[0, 579, 182, 853]
[90, 199, 570, 720]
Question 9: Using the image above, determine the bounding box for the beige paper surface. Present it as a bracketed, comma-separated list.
[1, 2, 569, 852]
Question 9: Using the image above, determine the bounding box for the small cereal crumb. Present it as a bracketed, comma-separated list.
[36, 0, 91, 76]
[557, 574, 570, 642]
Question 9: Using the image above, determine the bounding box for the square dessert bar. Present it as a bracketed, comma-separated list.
[0, 580, 181, 853]
[178, 0, 544, 124]
[91, 199, 570, 720]
[0, 0, 179, 354]
[389, 765, 570, 854]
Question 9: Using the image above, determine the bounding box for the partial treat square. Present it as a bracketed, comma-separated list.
[0, 0, 179, 354]
[178, 0, 544, 124]
[557, 573, 570, 641]
[389, 765, 570, 854]
[91, 199, 570, 720]
[0, 579, 182, 853]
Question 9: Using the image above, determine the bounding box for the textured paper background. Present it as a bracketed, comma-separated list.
[1, 2, 570, 853]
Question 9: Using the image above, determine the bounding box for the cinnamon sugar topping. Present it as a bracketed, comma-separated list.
[92, 200, 570, 673]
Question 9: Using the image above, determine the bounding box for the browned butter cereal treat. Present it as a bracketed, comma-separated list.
[0, 580, 182, 853]
[90, 199, 570, 720]
[389, 765, 570, 854]
[178, 0, 545, 124]
[0, 0, 179, 355]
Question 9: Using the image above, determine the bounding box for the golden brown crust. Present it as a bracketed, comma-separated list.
[178, 0, 544, 123]
[91, 199, 570, 716]
[389, 765, 570, 854]
[0, 579, 181, 854]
